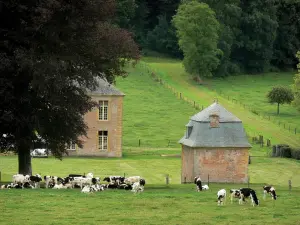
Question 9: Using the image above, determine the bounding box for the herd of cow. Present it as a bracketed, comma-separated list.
[0, 173, 146, 194]
[194, 176, 277, 207]
[0, 173, 277, 205]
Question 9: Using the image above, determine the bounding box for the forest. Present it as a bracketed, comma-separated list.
[117, 0, 300, 77]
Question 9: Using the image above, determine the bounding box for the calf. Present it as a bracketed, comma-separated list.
[263, 185, 277, 200]
[239, 188, 259, 206]
[230, 189, 241, 203]
[217, 189, 226, 206]
[194, 176, 202, 192]
[131, 179, 146, 194]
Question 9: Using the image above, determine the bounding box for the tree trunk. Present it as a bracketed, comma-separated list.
[18, 141, 32, 175]
[277, 102, 280, 115]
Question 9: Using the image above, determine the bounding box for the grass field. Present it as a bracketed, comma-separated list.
[0, 184, 300, 225]
[143, 57, 300, 148]
[116, 65, 198, 147]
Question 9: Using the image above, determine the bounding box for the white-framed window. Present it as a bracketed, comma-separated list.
[67, 141, 76, 150]
[98, 131, 108, 151]
[99, 100, 108, 120]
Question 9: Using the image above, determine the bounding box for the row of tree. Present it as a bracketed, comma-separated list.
[118, 0, 300, 77]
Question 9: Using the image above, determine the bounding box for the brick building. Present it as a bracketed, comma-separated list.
[179, 101, 251, 183]
[66, 79, 124, 157]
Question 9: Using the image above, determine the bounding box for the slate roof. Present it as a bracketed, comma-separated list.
[88, 78, 125, 96]
[179, 102, 251, 148]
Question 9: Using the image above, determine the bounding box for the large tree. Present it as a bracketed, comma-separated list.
[0, 0, 140, 175]
[172, 1, 221, 79]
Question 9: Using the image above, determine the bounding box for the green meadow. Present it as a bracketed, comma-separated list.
[1, 58, 300, 225]
[1, 184, 300, 225]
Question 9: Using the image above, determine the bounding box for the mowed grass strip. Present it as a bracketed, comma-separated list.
[0, 184, 299, 225]
[115, 64, 198, 148]
[143, 57, 300, 147]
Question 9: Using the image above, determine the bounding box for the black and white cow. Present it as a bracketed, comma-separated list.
[217, 189, 226, 206]
[29, 174, 42, 188]
[131, 179, 146, 193]
[239, 188, 259, 206]
[263, 185, 277, 200]
[1, 183, 14, 189]
[44, 176, 64, 188]
[194, 176, 202, 192]
[230, 189, 242, 203]
[103, 176, 125, 185]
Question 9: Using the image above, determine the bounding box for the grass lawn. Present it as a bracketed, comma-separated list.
[0, 184, 300, 225]
[142, 57, 300, 148]
[115, 64, 198, 147]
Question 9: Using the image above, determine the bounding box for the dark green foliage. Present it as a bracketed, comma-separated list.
[146, 15, 182, 58]
[0, 0, 140, 174]
[267, 86, 294, 114]
[272, 0, 300, 69]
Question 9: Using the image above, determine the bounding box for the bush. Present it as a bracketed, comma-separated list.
[291, 148, 300, 160]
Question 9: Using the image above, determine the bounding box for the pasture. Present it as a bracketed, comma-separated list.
[142, 57, 300, 147]
[0, 183, 300, 225]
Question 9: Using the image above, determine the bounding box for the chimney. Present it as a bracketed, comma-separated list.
[209, 112, 220, 128]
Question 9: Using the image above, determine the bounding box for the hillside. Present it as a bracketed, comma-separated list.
[143, 57, 300, 148]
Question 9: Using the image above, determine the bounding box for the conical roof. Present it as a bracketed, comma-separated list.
[191, 102, 241, 122]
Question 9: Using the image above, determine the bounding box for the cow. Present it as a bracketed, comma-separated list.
[230, 189, 241, 203]
[131, 179, 146, 194]
[103, 176, 125, 185]
[217, 189, 226, 206]
[1, 183, 14, 189]
[12, 174, 30, 185]
[263, 185, 277, 200]
[29, 174, 42, 188]
[239, 188, 259, 206]
[44, 176, 64, 188]
[194, 176, 202, 192]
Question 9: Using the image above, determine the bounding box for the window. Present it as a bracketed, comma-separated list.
[186, 126, 193, 138]
[67, 141, 76, 150]
[99, 101, 108, 120]
[98, 131, 108, 151]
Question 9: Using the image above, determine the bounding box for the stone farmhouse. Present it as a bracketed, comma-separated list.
[66, 79, 124, 157]
[179, 101, 251, 183]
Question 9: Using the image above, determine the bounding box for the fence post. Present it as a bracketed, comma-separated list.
[184, 177, 186, 184]
[208, 174, 209, 187]
[289, 180, 292, 194]
[166, 174, 169, 185]
[0, 171, 1, 184]
[180, 93, 182, 99]
[248, 156, 251, 164]
[167, 140, 170, 147]
[295, 128, 297, 134]
[194, 101, 196, 108]
[138, 139, 141, 147]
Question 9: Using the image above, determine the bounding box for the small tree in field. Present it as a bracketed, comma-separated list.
[267, 86, 294, 115]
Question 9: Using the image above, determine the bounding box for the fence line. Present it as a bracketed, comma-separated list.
[140, 62, 300, 138]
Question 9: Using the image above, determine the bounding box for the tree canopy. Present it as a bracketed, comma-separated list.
[267, 86, 294, 115]
[0, 0, 140, 174]
[172, 1, 221, 79]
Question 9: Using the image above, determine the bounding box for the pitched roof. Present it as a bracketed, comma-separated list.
[88, 78, 125, 96]
[179, 102, 251, 148]
[191, 102, 241, 122]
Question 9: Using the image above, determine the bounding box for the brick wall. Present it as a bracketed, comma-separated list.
[68, 95, 124, 157]
[181, 146, 249, 183]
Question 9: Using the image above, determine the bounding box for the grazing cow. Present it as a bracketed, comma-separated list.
[263, 185, 277, 200]
[202, 185, 209, 190]
[239, 188, 259, 206]
[194, 176, 202, 192]
[217, 189, 226, 206]
[230, 189, 241, 203]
